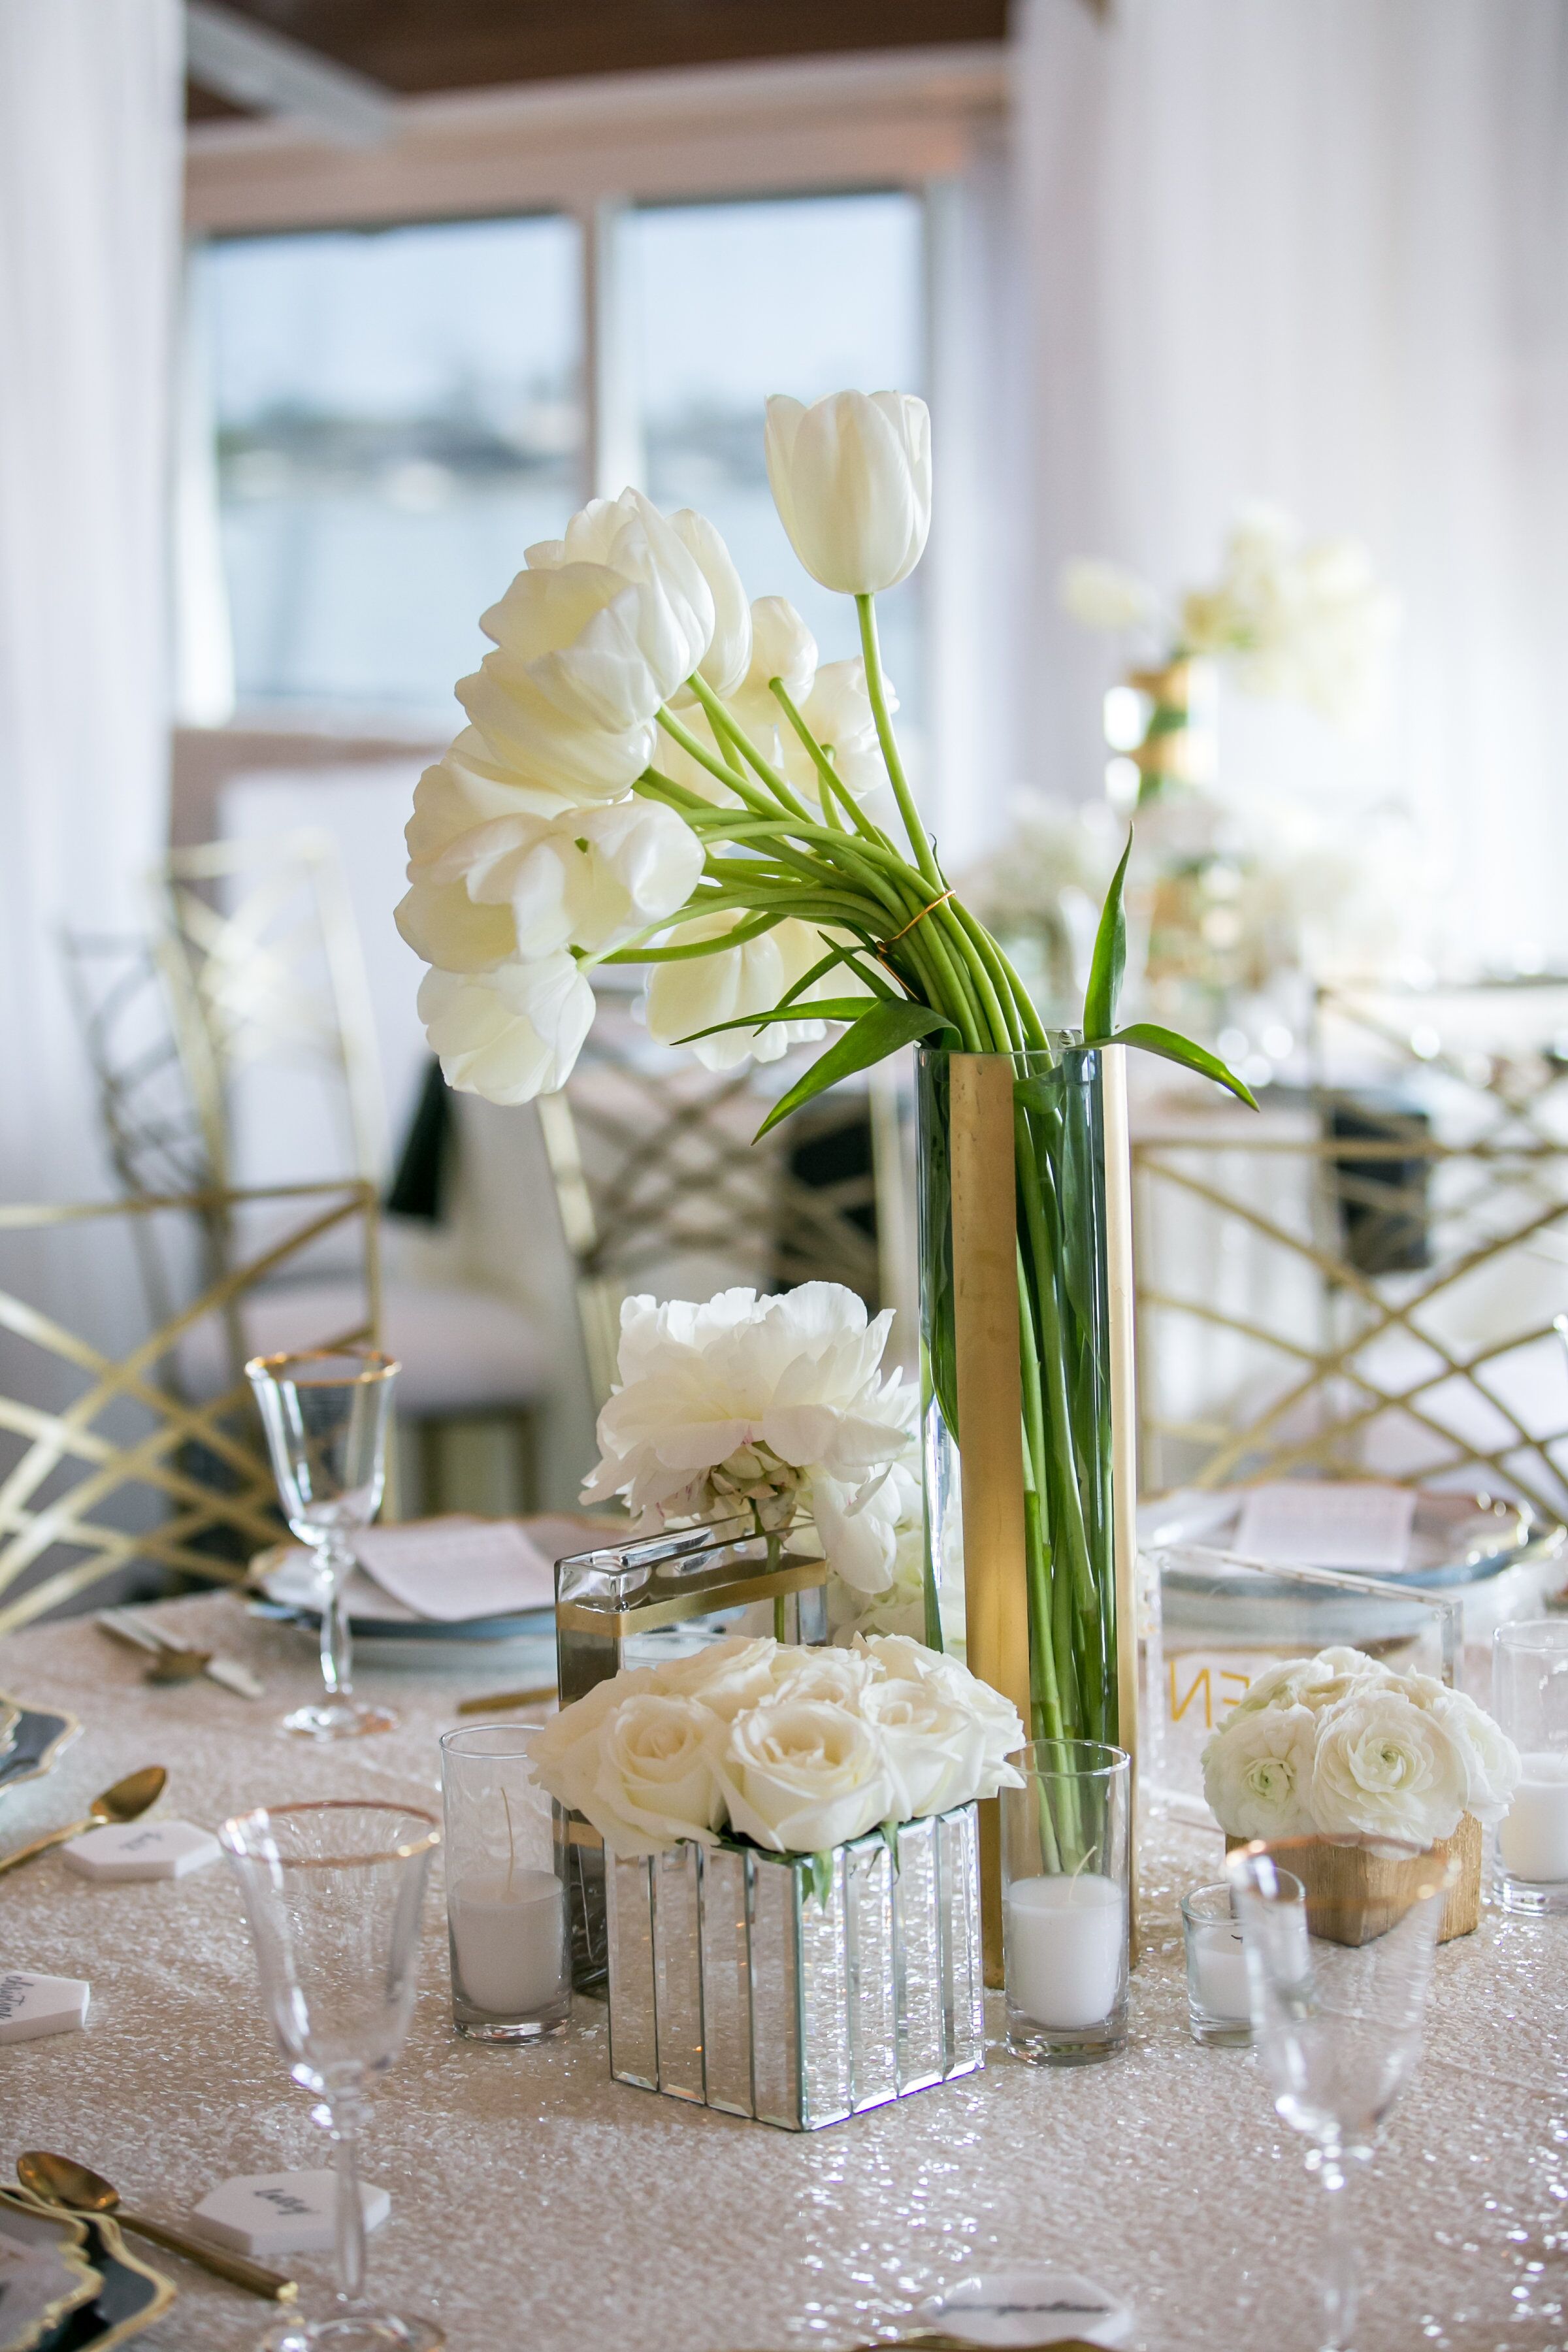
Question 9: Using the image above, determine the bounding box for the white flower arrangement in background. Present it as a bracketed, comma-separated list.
[580, 1282, 924, 1627]
[526, 1631, 1024, 1859]
[1061, 502, 1400, 728]
[1201, 1644, 1519, 1848]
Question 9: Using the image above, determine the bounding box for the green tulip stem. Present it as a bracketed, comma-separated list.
[855, 593, 943, 892]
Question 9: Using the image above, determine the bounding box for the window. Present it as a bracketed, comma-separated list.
[195, 214, 583, 724]
[194, 188, 926, 732]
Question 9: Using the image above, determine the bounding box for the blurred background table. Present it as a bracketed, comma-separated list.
[3, 1592, 1565, 2352]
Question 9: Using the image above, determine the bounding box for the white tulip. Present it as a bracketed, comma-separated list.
[417, 955, 594, 1103]
[394, 877, 515, 975]
[649, 706, 743, 808]
[426, 796, 702, 959]
[765, 390, 932, 595]
[523, 486, 713, 684]
[780, 657, 896, 815]
[668, 510, 752, 701]
[459, 587, 661, 804]
[719, 1697, 895, 1853]
[730, 596, 819, 734]
[581, 1281, 913, 1533]
[644, 911, 834, 1071]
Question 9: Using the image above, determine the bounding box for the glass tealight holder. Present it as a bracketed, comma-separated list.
[440, 1725, 570, 2042]
[1493, 1620, 1568, 1915]
[1001, 1739, 1130, 2066]
[1181, 1874, 1304, 2048]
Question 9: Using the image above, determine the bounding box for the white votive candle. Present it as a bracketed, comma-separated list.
[1005, 1873, 1125, 2031]
[448, 1867, 564, 2016]
[1191, 1921, 1250, 2021]
[1499, 1753, 1568, 1884]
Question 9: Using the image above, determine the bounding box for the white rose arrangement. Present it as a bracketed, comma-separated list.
[1201, 1644, 1520, 1849]
[528, 1631, 1024, 1859]
[580, 1281, 926, 1635]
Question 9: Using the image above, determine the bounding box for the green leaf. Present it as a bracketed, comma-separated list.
[774, 938, 898, 1008]
[806, 1850, 835, 1911]
[1083, 830, 1133, 1042]
[1107, 1022, 1258, 1109]
[675, 998, 884, 1048]
[754, 1000, 960, 1140]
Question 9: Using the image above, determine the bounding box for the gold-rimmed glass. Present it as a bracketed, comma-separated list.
[246, 1348, 399, 1741]
[222, 1801, 442, 2352]
[1228, 1835, 1458, 2352]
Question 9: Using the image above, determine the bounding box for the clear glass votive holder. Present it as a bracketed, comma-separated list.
[1181, 1872, 1304, 2047]
[440, 1725, 570, 2042]
[1001, 1739, 1130, 2066]
[1493, 1620, 1568, 1916]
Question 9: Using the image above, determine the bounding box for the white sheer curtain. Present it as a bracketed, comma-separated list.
[0, 0, 184, 1208]
[1014, 0, 1568, 962]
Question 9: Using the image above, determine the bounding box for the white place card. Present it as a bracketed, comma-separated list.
[61, 1820, 221, 1882]
[1232, 1480, 1416, 1572]
[0, 1969, 90, 2044]
[922, 2264, 1134, 2348]
[192, 2171, 390, 2257]
[352, 1516, 561, 1621]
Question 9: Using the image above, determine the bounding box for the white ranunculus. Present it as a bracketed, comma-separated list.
[426, 795, 702, 959]
[1201, 1701, 1319, 1840]
[1309, 1688, 1470, 1847]
[644, 911, 829, 1071]
[1058, 557, 1157, 632]
[652, 1635, 780, 1723]
[720, 1697, 895, 1853]
[580, 1282, 913, 1535]
[860, 1675, 990, 1819]
[585, 1692, 729, 1857]
[1228, 1646, 1394, 1721]
[765, 390, 932, 595]
[668, 510, 752, 701]
[1423, 1688, 1520, 1826]
[855, 1635, 1025, 1795]
[417, 956, 595, 1103]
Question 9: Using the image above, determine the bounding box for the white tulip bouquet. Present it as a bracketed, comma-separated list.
[397, 385, 1248, 1752]
[1201, 1644, 1519, 1849]
[527, 1631, 1025, 1862]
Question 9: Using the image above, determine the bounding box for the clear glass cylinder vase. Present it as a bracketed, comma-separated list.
[915, 1043, 1120, 1755]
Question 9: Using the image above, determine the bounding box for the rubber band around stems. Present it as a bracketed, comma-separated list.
[875, 889, 955, 958]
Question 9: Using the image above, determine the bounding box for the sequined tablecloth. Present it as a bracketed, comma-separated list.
[2, 1594, 1564, 2352]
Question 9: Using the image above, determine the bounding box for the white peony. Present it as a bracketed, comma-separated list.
[586, 1692, 729, 1857]
[765, 390, 931, 596]
[719, 1697, 895, 1852]
[1059, 557, 1157, 633]
[580, 1283, 913, 1538]
[1202, 1702, 1319, 1839]
[421, 794, 702, 960]
[1309, 1688, 1470, 1847]
[416, 956, 595, 1103]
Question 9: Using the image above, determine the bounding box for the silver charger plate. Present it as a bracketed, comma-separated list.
[0, 2193, 177, 2352]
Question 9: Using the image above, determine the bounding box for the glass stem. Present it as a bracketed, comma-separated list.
[319, 1532, 355, 1700]
[1316, 2140, 1360, 2351]
[327, 2094, 369, 2306]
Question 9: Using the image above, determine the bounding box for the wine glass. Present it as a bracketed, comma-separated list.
[1227, 1836, 1458, 2352]
[247, 1348, 399, 1740]
[222, 1801, 442, 2352]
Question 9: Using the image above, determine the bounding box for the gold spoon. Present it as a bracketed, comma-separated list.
[0, 1765, 167, 1876]
[17, 2153, 298, 2303]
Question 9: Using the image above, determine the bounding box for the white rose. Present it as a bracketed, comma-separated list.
[651, 1635, 779, 1723]
[1425, 1689, 1520, 1825]
[855, 1635, 1025, 1795]
[860, 1676, 989, 1818]
[524, 1663, 664, 1821]
[763, 1644, 874, 1710]
[719, 1698, 894, 1853]
[1201, 1702, 1318, 1840]
[582, 1692, 729, 1857]
[1309, 1688, 1470, 1847]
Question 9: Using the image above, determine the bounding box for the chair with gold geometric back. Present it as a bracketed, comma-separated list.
[0, 1179, 379, 1631]
[536, 976, 909, 1410]
[1130, 995, 1568, 1523]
